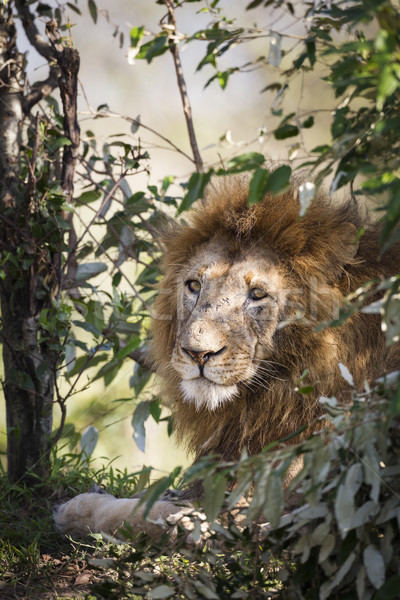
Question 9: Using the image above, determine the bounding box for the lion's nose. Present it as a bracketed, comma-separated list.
[183, 346, 226, 368]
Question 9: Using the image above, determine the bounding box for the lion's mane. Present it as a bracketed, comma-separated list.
[150, 177, 400, 468]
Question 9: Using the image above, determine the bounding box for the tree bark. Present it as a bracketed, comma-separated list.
[0, 8, 82, 483]
[0, 5, 55, 482]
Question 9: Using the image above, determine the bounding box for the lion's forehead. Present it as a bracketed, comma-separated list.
[185, 240, 286, 297]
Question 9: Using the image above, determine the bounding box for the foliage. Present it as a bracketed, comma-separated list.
[1, 0, 400, 598]
[90, 385, 400, 600]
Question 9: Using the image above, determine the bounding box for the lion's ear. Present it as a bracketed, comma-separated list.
[308, 222, 359, 281]
[335, 221, 359, 261]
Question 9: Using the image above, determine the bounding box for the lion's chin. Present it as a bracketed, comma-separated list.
[180, 378, 238, 411]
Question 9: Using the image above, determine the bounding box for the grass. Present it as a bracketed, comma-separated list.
[0, 451, 139, 599]
[0, 451, 281, 600]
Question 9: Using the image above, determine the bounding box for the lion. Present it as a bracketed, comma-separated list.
[54, 176, 400, 538]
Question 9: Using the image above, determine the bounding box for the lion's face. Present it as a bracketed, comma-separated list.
[170, 236, 290, 410]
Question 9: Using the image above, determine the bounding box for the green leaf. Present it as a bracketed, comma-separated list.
[248, 167, 270, 205]
[203, 473, 227, 522]
[265, 164, 291, 194]
[306, 39, 316, 66]
[319, 552, 356, 600]
[298, 385, 314, 394]
[246, 0, 264, 9]
[374, 576, 400, 600]
[116, 337, 141, 361]
[76, 262, 107, 282]
[149, 399, 162, 423]
[135, 266, 158, 289]
[223, 152, 265, 174]
[65, 340, 76, 373]
[382, 293, 400, 345]
[130, 115, 140, 134]
[66, 2, 82, 14]
[93, 360, 122, 386]
[130, 26, 144, 48]
[130, 363, 151, 395]
[148, 585, 174, 599]
[178, 170, 214, 214]
[193, 582, 219, 600]
[247, 165, 290, 205]
[67, 352, 108, 378]
[263, 474, 283, 527]
[302, 115, 314, 128]
[141, 466, 181, 518]
[274, 123, 299, 140]
[136, 34, 169, 63]
[132, 401, 151, 453]
[72, 319, 101, 337]
[351, 500, 378, 528]
[112, 272, 122, 287]
[80, 426, 99, 461]
[76, 189, 101, 204]
[318, 533, 335, 563]
[49, 136, 72, 150]
[363, 443, 381, 502]
[345, 463, 363, 496]
[377, 64, 400, 111]
[205, 68, 238, 89]
[88, 0, 97, 23]
[364, 545, 385, 589]
[374, 29, 396, 53]
[335, 482, 355, 538]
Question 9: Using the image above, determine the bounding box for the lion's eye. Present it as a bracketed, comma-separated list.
[249, 287, 269, 301]
[186, 279, 201, 294]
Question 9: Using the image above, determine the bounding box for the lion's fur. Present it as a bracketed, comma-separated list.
[55, 176, 400, 538]
[151, 177, 400, 471]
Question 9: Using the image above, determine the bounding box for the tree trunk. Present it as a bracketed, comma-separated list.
[0, 6, 54, 483]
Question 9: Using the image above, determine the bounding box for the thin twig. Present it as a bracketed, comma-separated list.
[79, 109, 194, 164]
[45, 19, 80, 203]
[59, 333, 109, 409]
[62, 172, 127, 274]
[128, 348, 153, 370]
[22, 66, 59, 114]
[26, 112, 41, 208]
[52, 368, 67, 446]
[14, 0, 55, 61]
[71, 206, 152, 313]
[163, 0, 203, 172]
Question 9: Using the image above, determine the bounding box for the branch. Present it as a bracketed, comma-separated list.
[62, 172, 127, 275]
[14, 2, 60, 113]
[80, 109, 194, 164]
[163, 0, 203, 173]
[0, 5, 23, 208]
[128, 348, 154, 371]
[14, 0, 55, 61]
[45, 19, 80, 202]
[22, 66, 59, 114]
[69, 205, 153, 313]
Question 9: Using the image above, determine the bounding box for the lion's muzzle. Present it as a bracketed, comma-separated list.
[182, 346, 226, 375]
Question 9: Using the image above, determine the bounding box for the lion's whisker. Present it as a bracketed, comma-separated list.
[252, 358, 287, 369]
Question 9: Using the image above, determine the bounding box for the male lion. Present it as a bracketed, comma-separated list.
[55, 177, 400, 537]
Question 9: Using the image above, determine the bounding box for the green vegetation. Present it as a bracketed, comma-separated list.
[1, 0, 400, 597]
